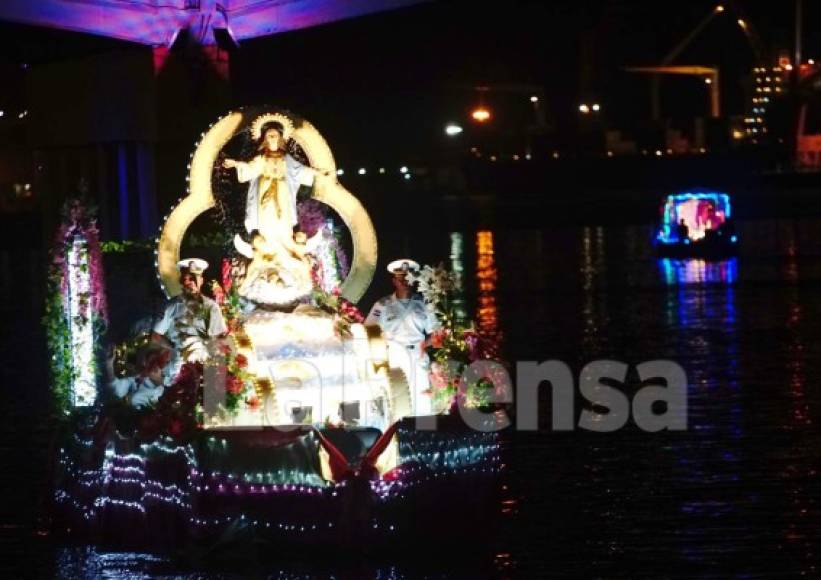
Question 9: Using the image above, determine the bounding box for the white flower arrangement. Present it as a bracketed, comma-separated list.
[406, 263, 457, 315]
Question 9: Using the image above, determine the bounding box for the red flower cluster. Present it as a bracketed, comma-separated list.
[339, 298, 364, 323]
[235, 353, 248, 368]
[135, 362, 204, 441]
[226, 374, 245, 395]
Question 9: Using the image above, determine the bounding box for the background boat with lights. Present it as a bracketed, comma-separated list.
[654, 191, 739, 259]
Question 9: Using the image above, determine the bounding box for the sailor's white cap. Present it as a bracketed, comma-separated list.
[387, 259, 420, 275]
[176, 258, 209, 275]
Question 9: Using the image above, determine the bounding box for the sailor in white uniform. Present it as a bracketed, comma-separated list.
[365, 259, 440, 415]
[152, 258, 228, 377]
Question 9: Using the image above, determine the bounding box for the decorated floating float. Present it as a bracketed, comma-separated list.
[47, 108, 507, 554]
[654, 191, 738, 259]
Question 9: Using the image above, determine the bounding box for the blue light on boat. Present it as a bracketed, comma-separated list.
[731, 235, 738, 243]
[684, 239, 691, 245]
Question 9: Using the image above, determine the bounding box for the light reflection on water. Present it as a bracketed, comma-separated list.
[659, 258, 738, 286]
[8, 218, 821, 577]
[504, 219, 821, 577]
[48, 546, 423, 579]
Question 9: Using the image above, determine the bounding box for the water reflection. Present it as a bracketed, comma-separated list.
[448, 232, 468, 322]
[659, 258, 738, 286]
[50, 546, 441, 579]
[14, 219, 821, 577]
[476, 230, 501, 358]
[580, 226, 609, 352]
[658, 256, 745, 572]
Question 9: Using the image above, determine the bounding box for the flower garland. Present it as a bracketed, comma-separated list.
[44, 199, 108, 416]
[407, 264, 496, 410]
[311, 286, 364, 338]
[98, 362, 204, 442]
[211, 278, 257, 415]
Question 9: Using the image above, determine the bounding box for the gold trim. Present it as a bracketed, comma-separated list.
[157, 110, 377, 303]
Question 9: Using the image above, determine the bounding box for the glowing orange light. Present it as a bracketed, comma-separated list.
[476, 231, 500, 359]
[471, 107, 491, 122]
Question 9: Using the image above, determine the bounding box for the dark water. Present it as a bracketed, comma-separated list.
[4, 217, 821, 577]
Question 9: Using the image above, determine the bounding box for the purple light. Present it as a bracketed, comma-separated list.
[0, 1, 426, 46]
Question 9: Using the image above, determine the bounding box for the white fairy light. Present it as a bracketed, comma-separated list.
[67, 236, 96, 407]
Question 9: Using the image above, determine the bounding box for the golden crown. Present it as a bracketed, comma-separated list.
[250, 112, 295, 141]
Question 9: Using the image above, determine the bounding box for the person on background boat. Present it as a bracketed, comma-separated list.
[365, 259, 440, 416]
[675, 218, 689, 242]
[152, 259, 227, 376]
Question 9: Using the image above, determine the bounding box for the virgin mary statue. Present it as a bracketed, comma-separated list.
[223, 114, 327, 308]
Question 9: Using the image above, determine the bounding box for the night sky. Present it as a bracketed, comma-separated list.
[0, 0, 818, 164]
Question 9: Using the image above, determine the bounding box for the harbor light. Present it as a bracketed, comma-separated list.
[579, 104, 590, 114]
[471, 107, 491, 122]
[591, 103, 600, 112]
[399, 166, 408, 174]
[358, 168, 366, 175]
[530, 95, 539, 103]
[445, 124, 463, 136]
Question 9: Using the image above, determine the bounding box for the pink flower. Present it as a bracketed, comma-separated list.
[464, 331, 481, 361]
[429, 363, 450, 391]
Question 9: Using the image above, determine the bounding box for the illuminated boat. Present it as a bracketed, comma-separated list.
[654, 191, 738, 259]
[47, 107, 506, 556]
[52, 408, 504, 554]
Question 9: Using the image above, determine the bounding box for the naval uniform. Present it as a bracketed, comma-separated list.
[365, 293, 440, 415]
